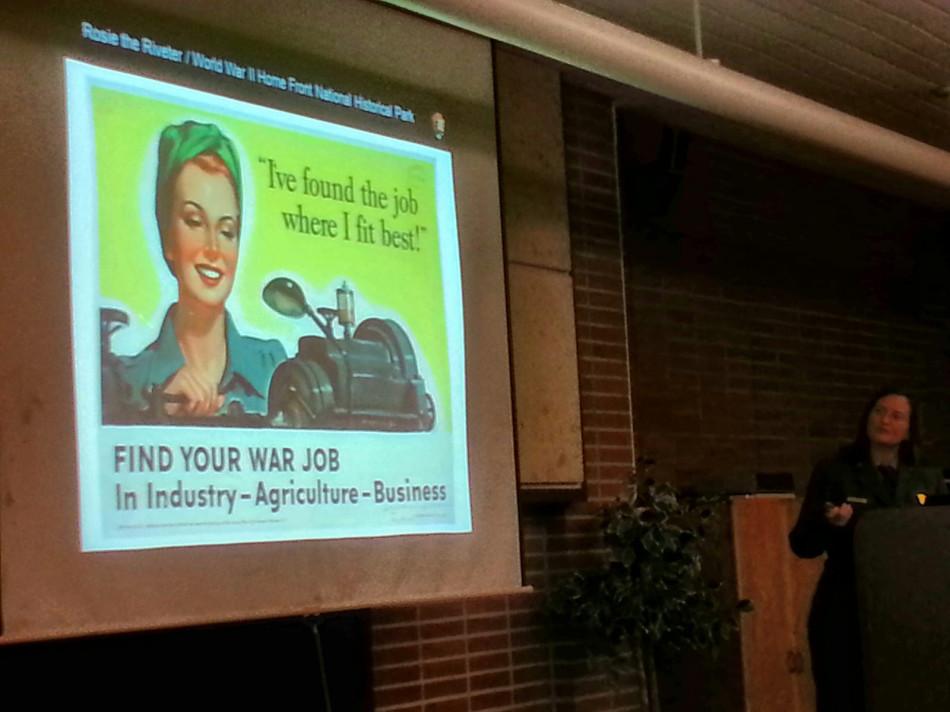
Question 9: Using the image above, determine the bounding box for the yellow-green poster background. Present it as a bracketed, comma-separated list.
[93, 86, 451, 429]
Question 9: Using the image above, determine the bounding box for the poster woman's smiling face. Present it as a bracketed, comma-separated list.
[165, 159, 240, 310]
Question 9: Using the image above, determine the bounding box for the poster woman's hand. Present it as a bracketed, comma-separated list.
[164, 365, 224, 416]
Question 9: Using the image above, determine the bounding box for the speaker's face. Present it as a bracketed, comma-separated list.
[867, 394, 911, 449]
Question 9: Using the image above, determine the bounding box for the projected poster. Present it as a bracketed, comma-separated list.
[66, 60, 469, 551]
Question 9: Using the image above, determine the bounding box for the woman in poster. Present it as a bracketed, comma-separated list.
[789, 387, 946, 711]
[103, 121, 285, 422]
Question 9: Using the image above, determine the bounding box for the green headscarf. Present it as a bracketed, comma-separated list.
[155, 121, 242, 268]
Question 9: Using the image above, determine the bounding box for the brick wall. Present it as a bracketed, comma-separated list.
[618, 113, 950, 494]
[369, 82, 641, 711]
[368, 69, 949, 711]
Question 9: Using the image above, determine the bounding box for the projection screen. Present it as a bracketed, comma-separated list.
[0, 0, 522, 643]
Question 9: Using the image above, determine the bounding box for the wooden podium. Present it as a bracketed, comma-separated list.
[732, 496, 824, 712]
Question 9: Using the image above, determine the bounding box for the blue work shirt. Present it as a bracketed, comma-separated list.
[106, 305, 286, 420]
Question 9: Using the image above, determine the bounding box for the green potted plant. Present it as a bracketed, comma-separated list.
[547, 461, 751, 711]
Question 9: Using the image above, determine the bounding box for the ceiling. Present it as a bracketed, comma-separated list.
[562, 0, 950, 153]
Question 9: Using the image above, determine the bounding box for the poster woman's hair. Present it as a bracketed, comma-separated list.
[154, 121, 242, 270]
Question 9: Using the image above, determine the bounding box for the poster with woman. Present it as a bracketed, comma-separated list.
[66, 59, 470, 551]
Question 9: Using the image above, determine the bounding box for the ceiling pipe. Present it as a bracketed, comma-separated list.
[382, 0, 950, 193]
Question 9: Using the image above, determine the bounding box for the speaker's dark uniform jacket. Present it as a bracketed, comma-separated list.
[789, 455, 946, 712]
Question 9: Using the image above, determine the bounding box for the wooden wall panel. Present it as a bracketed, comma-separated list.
[496, 48, 585, 491]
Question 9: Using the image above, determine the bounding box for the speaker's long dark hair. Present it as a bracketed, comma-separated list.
[840, 386, 920, 466]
